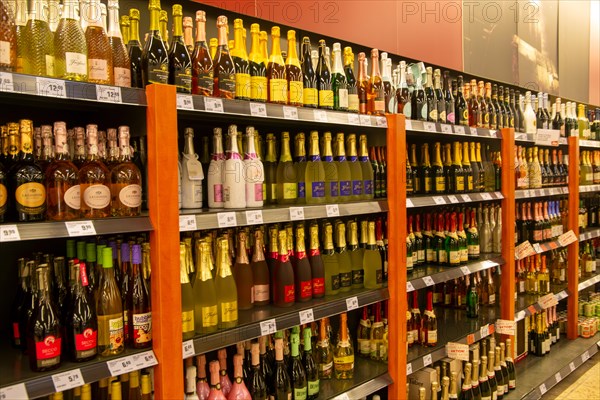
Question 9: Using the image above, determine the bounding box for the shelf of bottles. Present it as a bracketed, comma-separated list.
[514, 131, 568, 146]
[580, 139, 600, 149]
[580, 184, 600, 193]
[580, 228, 600, 241]
[515, 187, 569, 199]
[404, 119, 501, 139]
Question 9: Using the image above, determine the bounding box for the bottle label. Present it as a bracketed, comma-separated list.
[338, 88, 349, 108]
[351, 180, 362, 196]
[253, 183, 264, 201]
[334, 354, 354, 369]
[427, 330, 437, 343]
[319, 90, 334, 107]
[403, 102, 412, 118]
[221, 301, 238, 322]
[488, 294, 496, 305]
[429, 109, 438, 121]
[424, 177, 432, 193]
[75, 328, 97, 358]
[65, 52, 87, 75]
[509, 379, 516, 389]
[376, 269, 383, 284]
[297, 280, 311, 299]
[426, 248, 435, 263]
[407, 330, 414, 344]
[0, 41, 10, 65]
[12, 322, 20, 342]
[308, 379, 319, 395]
[311, 181, 325, 198]
[269, 78, 287, 103]
[331, 274, 340, 291]
[586, 260, 594, 272]
[297, 181, 305, 199]
[235, 73, 251, 99]
[446, 110, 455, 124]
[352, 269, 364, 286]
[0, 183, 6, 214]
[270, 183, 277, 201]
[83, 184, 111, 209]
[196, 71, 214, 95]
[217, 73, 235, 96]
[114, 67, 132, 87]
[89, 58, 108, 81]
[283, 182, 298, 199]
[132, 312, 152, 345]
[318, 361, 333, 375]
[250, 75, 267, 101]
[455, 176, 464, 192]
[312, 277, 325, 295]
[363, 179, 373, 195]
[468, 244, 480, 257]
[329, 181, 338, 197]
[123, 310, 130, 341]
[406, 255, 413, 269]
[63, 184, 81, 210]
[182, 310, 194, 333]
[435, 177, 445, 192]
[147, 64, 168, 84]
[254, 284, 269, 302]
[340, 180, 351, 196]
[533, 229, 542, 242]
[340, 271, 352, 288]
[374, 99, 385, 113]
[444, 293, 452, 305]
[97, 315, 124, 351]
[304, 87, 318, 106]
[213, 183, 223, 202]
[45, 55, 55, 76]
[348, 94, 359, 112]
[467, 176, 473, 191]
[35, 335, 61, 367]
[293, 387, 307, 400]
[289, 80, 303, 104]
[15, 182, 46, 214]
[438, 249, 447, 264]
[119, 184, 142, 208]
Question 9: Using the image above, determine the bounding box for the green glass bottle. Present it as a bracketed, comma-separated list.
[331, 43, 348, 111]
[295, 133, 307, 204]
[305, 131, 326, 204]
[334, 133, 352, 203]
[358, 135, 374, 199]
[345, 134, 363, 201]
[276, 132, 297, 204]
[363, 221, 383, 288]
[215, 237, 238, 328]
[321, 223, 340, 295]
[466, 275, 479, 318]
[264, 133, 278, 205]
[347, 221, 363, 289]
[335, 222, 352, 292]
[445, 212, 460, 267]
[321, 132, 338, 203]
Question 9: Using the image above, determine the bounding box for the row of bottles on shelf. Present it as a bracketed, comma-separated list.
[579, 239, 600, 278]
[514, 146, 569, 189]
[183, 308, 388, 400]
[180, 217, 387, 338]
[579, 150, 600, 186]
[10, 236, 152, 372]
[406, 204, 502, 270]
[576, 291, 600, 338]
[515, 253, 556, 295]
[526, 307, 561, 357]
[579, 195, 600, 230]
[0, 120, 144, 223]
[46, 370, 154, 400]
[179, 127, 383, 210]
[407, 141, 500, 196]
[515, 199, 568, 245]
[409, 335, 516, 400]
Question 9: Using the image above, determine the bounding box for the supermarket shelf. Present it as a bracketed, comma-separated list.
[406, 254, 504, 293]
[188, 287, 389, 356]
[321, 358, 392, 400]
[0, 215, 153, 242]
[175, 93, 387, 128]
[406, 192, 503, 208]
[515, 187, 569, 199]
[514, 132, 568, 146]
[579, 184, 600, 193]
[580, 227, 600, 241]
[578, 271, 600, 292]
[0, 346, 157, 399]
[514, 284, 569, 322]
[407, 306, 498, 375]
[404, 119, 501, 139]
[505, 333, 600, 400]
[515, 236, 572, 260]
[579, 139, 600, 148]
[0, 72, 146, 106]
[179, 200, 388, 232]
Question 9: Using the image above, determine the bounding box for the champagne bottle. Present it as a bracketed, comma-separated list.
[334, 222, 351, 292]
[264, 133, 278, 204]
[494, 346, 505, 399]
[285, 30, 303, 106]
[273, 337, 292, 399]
[305, 131, 326, 204]
[499, 343, 510, 395]
[208, 128, 225, 208]
[330, 43, 348, 111]
[228, 354, 251, 399]
[315, 319, 333, 379]
[212, 16, 235, 98]
[24, 0, 55, 77]
[334, 313, 354, 379]
[167, 4, 191, 92]
[180, 243, 195, 340]
[230, 19, 249, 100]
[345, 134, 363, 200]
[243, 128, 264, 209]
[54, 0, 87, 81]
[421, 291, 437, 346]
[367, 49, 384, 115]
[233, 231, 253, 310]
[370, 302, 385, 360]
[106, 0, 131, 87]
[96, 247, 124, 356]
[321, 132, 339, 202]
[251, 229, 270, 306]
[274, 230, 295, 307]
[248, 23, 266, 102]
[316, 40, 333, 109]
[321, 223, 340, 295]
[266, 26, 286, 104]
[223, 125, 246, 209]
[288, 328, 308, 399]
[343, 47, 359, 113]
[293, 132, 307, 204]
[307, 223, 325, 298]
[487, 350, 498, 400]
[208, 360, 227, 400]
[276, 131, 297, 204]
[215, 237, 238, 328]
[190, 10, 213, 96]
[249, 342, 267, 400]
[334, 133, 352, 202]
[217, 348, 232, 397]
[127, 9, 143, 88]
[141, 0, 168, 85]
[505, 339, 516, 390]
[128, 244, 151, 348]
[195, 355, 210, 399]
[180, 128, 203, 209]
[363, 221, 383, 289]
[348, 221, 364, 289]
[358, 135, 374, 199]
[193, 241, 217, 334]
[301, 37, 317, 108]
[294, 224, 313, 302]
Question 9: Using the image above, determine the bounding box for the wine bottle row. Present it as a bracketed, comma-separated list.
[515, 198, 568, 245]
[579, 239, 600, 279]
[516, 249, 568, 293]
[10, 236, 152, 372]
[430, 267, 499, 310]
[0, 120, 144, 223]
[45, 370, 153, 400]
[407, 141, 501, 196]
[575, 291, 600, 338]
[579, 150, 600, 186]
[514, 146, 569, 190]
[526, 307, 562, 357]
[180, 216, 387, 338]
[579, 195, 600, 230]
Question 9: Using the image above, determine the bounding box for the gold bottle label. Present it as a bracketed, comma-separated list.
[289, 81, 303, 104]
[97, 314, 124, 350]
[269, 78, 287, 102]
[182, 310, 194, 333]
[250, 76, 267, 101]
[0, 184, 7, 213]
[221, 300, 238, 322]
[15, 182, 45, 209]
[319, 90, 333, 107]
[235, 73, 250, 98]
[282, 182, 297, 199]
[201, 305, 218, 327]
[304, 88, 318, 106]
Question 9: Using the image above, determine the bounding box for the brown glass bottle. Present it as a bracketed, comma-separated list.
[213, 15, 235, 98]
[294, 224, 313, 302]
[191, 11, 213, 96]
[251, 229, 270, 306]
[308, 223, 325, 298]
[274, 230, 295, 307]
[233, 231, 254, 310]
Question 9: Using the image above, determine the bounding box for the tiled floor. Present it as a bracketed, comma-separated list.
[543, 352, 600, 399]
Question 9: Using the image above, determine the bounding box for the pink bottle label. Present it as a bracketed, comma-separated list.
[254, 184, 263, 201]
[214, 184, 223, 202]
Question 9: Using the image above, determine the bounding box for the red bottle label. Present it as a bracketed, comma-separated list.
[75, 328, 97, 351]
[284, 285, 295, 303]
[12, 322, 20, 339]
[312, 277, 325, 295]
[300, 280, 312, 299]
[35, 335, 61, 360]
[80, 263, 89, 287]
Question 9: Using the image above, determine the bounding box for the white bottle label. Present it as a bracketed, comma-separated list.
[338, 89, 348, 108]
[65, 52, 88, 75]
[83, 184, 111, 209]
[45, 55, 55, 76]
[119, 184, 142, 208]
[253, 284, 269, 302]
[348, 94, 359, 111]
[427, 330, 437, 343]
[64, 185, 81, 210]
[89, 59, 108, 81]
[185, 159, 204, 180]
[113, 67, 131, 87]
[0, 41, 11, 65]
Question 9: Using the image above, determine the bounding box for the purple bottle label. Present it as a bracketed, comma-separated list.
[323, 156, 333, 162]
[298, 182, 306, 198]
[132, 244, 142, 264]
[311, 181, 325, 198]
[309, 155, 321, 162]
[359, 156, 369, 162]
[340, 181, 351, 196]
[330, 181, 339, 197]
[348, 156, 358, 162]
[364, 180, 373, 194]
[352, 180, 363, 196]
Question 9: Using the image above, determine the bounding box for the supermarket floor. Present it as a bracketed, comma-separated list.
[543, 351, 600, 399]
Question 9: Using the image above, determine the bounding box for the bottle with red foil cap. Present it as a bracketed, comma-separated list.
[129, 244, 151, 348]
[294, 224, 313, 302]
[274, 229, 295, 307]
[67, 262, 97, 362]
[308, 223, 325, 298]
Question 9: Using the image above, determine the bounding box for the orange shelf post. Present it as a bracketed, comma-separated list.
[146, 83, 184, 398]
[386, 114, 407, 399]
[567, 136, 580, 339]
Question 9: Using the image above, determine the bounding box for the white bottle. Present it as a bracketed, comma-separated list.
[244, 126, 264, 208]
[223, 125, 246, 209]
[523, 91, 536, 134]
[208, 128, 224, 209]
[184, 366, 200, 400]
[181, 128, 203, 209]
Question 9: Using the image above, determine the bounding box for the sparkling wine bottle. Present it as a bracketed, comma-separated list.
[212, 15, 235, 98]
[227, 354, 251, 400]
[54, 0, 87, 81]
[196, 354, 210, 400]
[110, 126, 142, 216]
[215, 237, 238, 328]
[167, 4, 192, 93]
[223, 125, 246, 209]
[128, 9, 143, 88]
[107, 0, 130, 86]
[208, 360, 227, 400]
[67, 261, 98, 361]
[141, 0, 168, 85]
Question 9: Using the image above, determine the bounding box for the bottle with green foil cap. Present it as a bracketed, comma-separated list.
[96, 247, 124, 356]
[66, 240, 76, 261]
[290, 328, 308, 399]
[303, 327, 319, 399]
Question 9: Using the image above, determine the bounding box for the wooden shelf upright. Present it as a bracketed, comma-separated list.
[567, 136, 580, 339]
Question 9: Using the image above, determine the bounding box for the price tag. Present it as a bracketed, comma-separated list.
[359, 115, 372, 126]
[405, 119, 413, 130]
[245, 210, 263, 225]
[313, 109, 328, 122]
[423, 122, 436, 132]
[260, 319, 277, 336]
[533, 243, 542, 253]
[516, 310, 527, 321]
[36, 77, 66, 98]
[432, 196, 446, 205]
[347, 113, 360, 125]
[422, 354, 432, 367]
[299, 309, 314, 324]
[204, 97, 224, 113]
[569, 362, 576, 372]
[406, 281, 415, 292]
[346, 296, 359, 311]
[406, 363, 413, 375]
[183, 340, 195, 359]
[217, 212, 237, 228]
[538, 293, 558, 309]
[52, 369, 85, 392]
[515, 241, 535, 260]
[337, 394, 350, 400]
[406, 198, 414, 208]
[283, 106, 298, 120]
[535, 129, 560, 147]
[539, 383, 547, 395]
[480, 193, 492, 200]
[176, 94, 194, 110]
[460, 266, 470, 276]
[480, 324, 490, 338]
[582, 351, 590, 362]
[376, 116, 387, 127]
[448, 195, 459, 204]
[558, 230, 577, 247]
[179, 215, 197, 232]
[490, 130, 498, 138]
[326, 204, 340, 217]
[440, 124, 453, 134]
[132, 350, 158, 369]
[0, 224, 21, 242]
[250, 102, 267, 117]
[446, 342, 470, 361]
[0, 72, 14, 92]
[454, 126, 466, 135]
[0, 383, 28, 400]
[494, 192, 503, 199]
[96, 85, 122, 103]
[555, 372, 562, 383]
[462, 194, 472, 202]
[289, 207, 305, 221]
[65, 220, 96, 237]
[107, 356, 135, 376]
[470, 127, 479, 136]
[422, 276, 435, 286]
[495, 319, 516, 335]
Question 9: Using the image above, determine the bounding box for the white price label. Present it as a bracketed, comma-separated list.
[538, 293, 558, 309]
[495, 319, 516, 335]
[460, 266, 471, 276]
[558, 230, 577, 247]
[582, 351, 590, 362]
[490, 130, 498, 138]
[0, 383, 28, 400]
[283, 106, 298, 120]
[359, 115, 372, 126]
[448, 195, 459, 204]
[480, 193, 492, 200]
[470, 127, 478, 136]
[432, 196, 446, 205]
[36, 77, 66, 98]
[347, 113, 360, 125]
[406, 198, 414, 208]
[245, 210, 263, 225]
[454, 126, 466, 135]
[423, 122, 436, 132]
[406, 363, 413, 375]
[299, 309, 314, 325]
[440, 124, 453, 133]
[96, 85, 122, 103]
[182, 340, 195, 359]
[346, 296, 359, 311]
[446, 342, 470, 361]
[494, 192, 503, 199]
[326, 204, 340, 217]
[555, 372, 562, 383]
[462, 194, 472, 202]
[65, 220, 96, 237]
[535, 129, 560, 147]
[107, 356, 135, 376]
[179, 215, 197, 232]
[250, 102, 267, 117]
[260, 319, 277, 336]
[337, 394, 350, 400]
[516, 310, 526, 321]
[313, 109, 328, 122]
[176, 94, 194, 110]
[132, 351, 158, 369]
[423, 354, 432, 367]
[52, 369, 85, 392]
[204, 97, 224, 113]
[480, 324, 490, 338]
[406, 281, 415, 292]
[376, 116, 387, 127]
[0, 72, 14, 92]
[217, 212, 237, 228]
[0, 224, 21, 242]
[289, 207, 305, 221]
[533, 243, 542, 253]
[539, 383, 547, 395]
[405, 119, 413, 130]
[569, 362, 576, 372]
[422, 276, 435, 286]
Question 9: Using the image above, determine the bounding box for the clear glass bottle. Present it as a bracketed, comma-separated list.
[110, 126, 142, 216]
[305, 131, 326, 204]
[78, 124, 111, 218]
[276, 131, 297, 204]
[223, 125, 245, 209]
[285, 30, 303, 106]
[181, 128, 203, 209]
[193, 241, 217, 334]
[215, 237, 238, 328]
[333, 312, 354, 379]
[247, 23, 266, 102]
[208, 128, 224, 208]
[54, 0, 87, 81]
[24, 0, 55, 77]
[84, 0, 112, 84]
[107, 0, 130, 86]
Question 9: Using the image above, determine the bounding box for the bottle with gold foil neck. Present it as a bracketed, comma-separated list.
[263, 133, 278, 205]
[285, 30, 303, 106]
[294, 132, 307, 204]
[54, 0, 88, 81]
[462, 142, 474, 192]
[127, 8, 143, 88]
[336, 222, 352, 292]
[107, 0, 131, 87]
[192, 241, 217, 334]
[191, 10, 213, 96]
[344, 47, 359, 113]
[141, 0, 169, 86]
[213, 15, 235, 98]
[301, 37, 317, 108]
[322, 222, 340, 295]
[231, 18, 250, 100]
[347, 220, 363, 288]
[24, 0, 55, 77]
[168, 4, 192, 93]
[276, 132, 297, 204]
[251, 229, 270, 305]
[363, 221, 382, 288]
[84, 0, 113, 84]
[316, 39, 333, 109]
[294, 224, 313, 302]
[321, 132, 338, 203]
[159, 10, 168, 49]
[120, 15, 130, 44]
[331, 43, 348, 111]
[266, 26, 287, 104]
[248, 23, 266, 102]
[180, 243, 195, 340]
[233, 231, 253, 310]
[274, 229, 295, 307]
[215, 237, 238, 328]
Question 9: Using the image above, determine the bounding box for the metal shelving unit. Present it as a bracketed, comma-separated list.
[515, 187, 569, 199]
[579, 184, 600, 193]
[580, 227, 600, 241]
[407, 192, 503, 208]
[514, 284, 569, 322]
[514, 132, 568, 146]
[319, 359, 391, 400]
[404, 119, 501, 139]
[579, 139, 600, 148]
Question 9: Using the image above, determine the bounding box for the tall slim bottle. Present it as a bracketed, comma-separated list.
[321, 132, 338, 203]
[223, 125, 246, 209]
[345, 134, 363, 200]
[248, 23, 266, 102]
[215, 238, 238, 328]
[343, 47, 359, 113]
[358, 135, 374, 198]
[334, 313, 354, 379]
[127, 9, 143, 88]
[367, 49, 384, 115]
[300, 37, 317, 108]
[294, 224, 313, 302]
[128, 244, 151, 349]
[84, 0, 112, 84]
[334, 133, 352, 202]
[276, 132, 297, 204]
[307, 223, 325, 298]
[191, 11, 213, 96]
[193, 241, 218, 334]
[180, 243, 194, 340]
[141, 0, 168, 85]
[96, 247, 124, 356]
[274, 230, 295, 307]
[232, 231, 253, 310]
[305, 131, 326, 204]
[336, 222, 352, 292]
[181, 128, 203, 209]
[285, 30, 303, 106]
[266, 26, 286, 104]
[230, 18, 249, 100]
[107, 0, 130, 86]
[24, 0, 55, 77]
[264, 133, 277, 205]
[167, 4, 191, 93]
[208, 128, 224, 208]
[321, 223, 340, 295]
[329, 43, 348, 111]
[316, 40, 333, 109]
[54, 0, 87, 81]
[363, 221, 383, 288]
[243, 126, 264, 207]
[348, 221, 364, 289]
